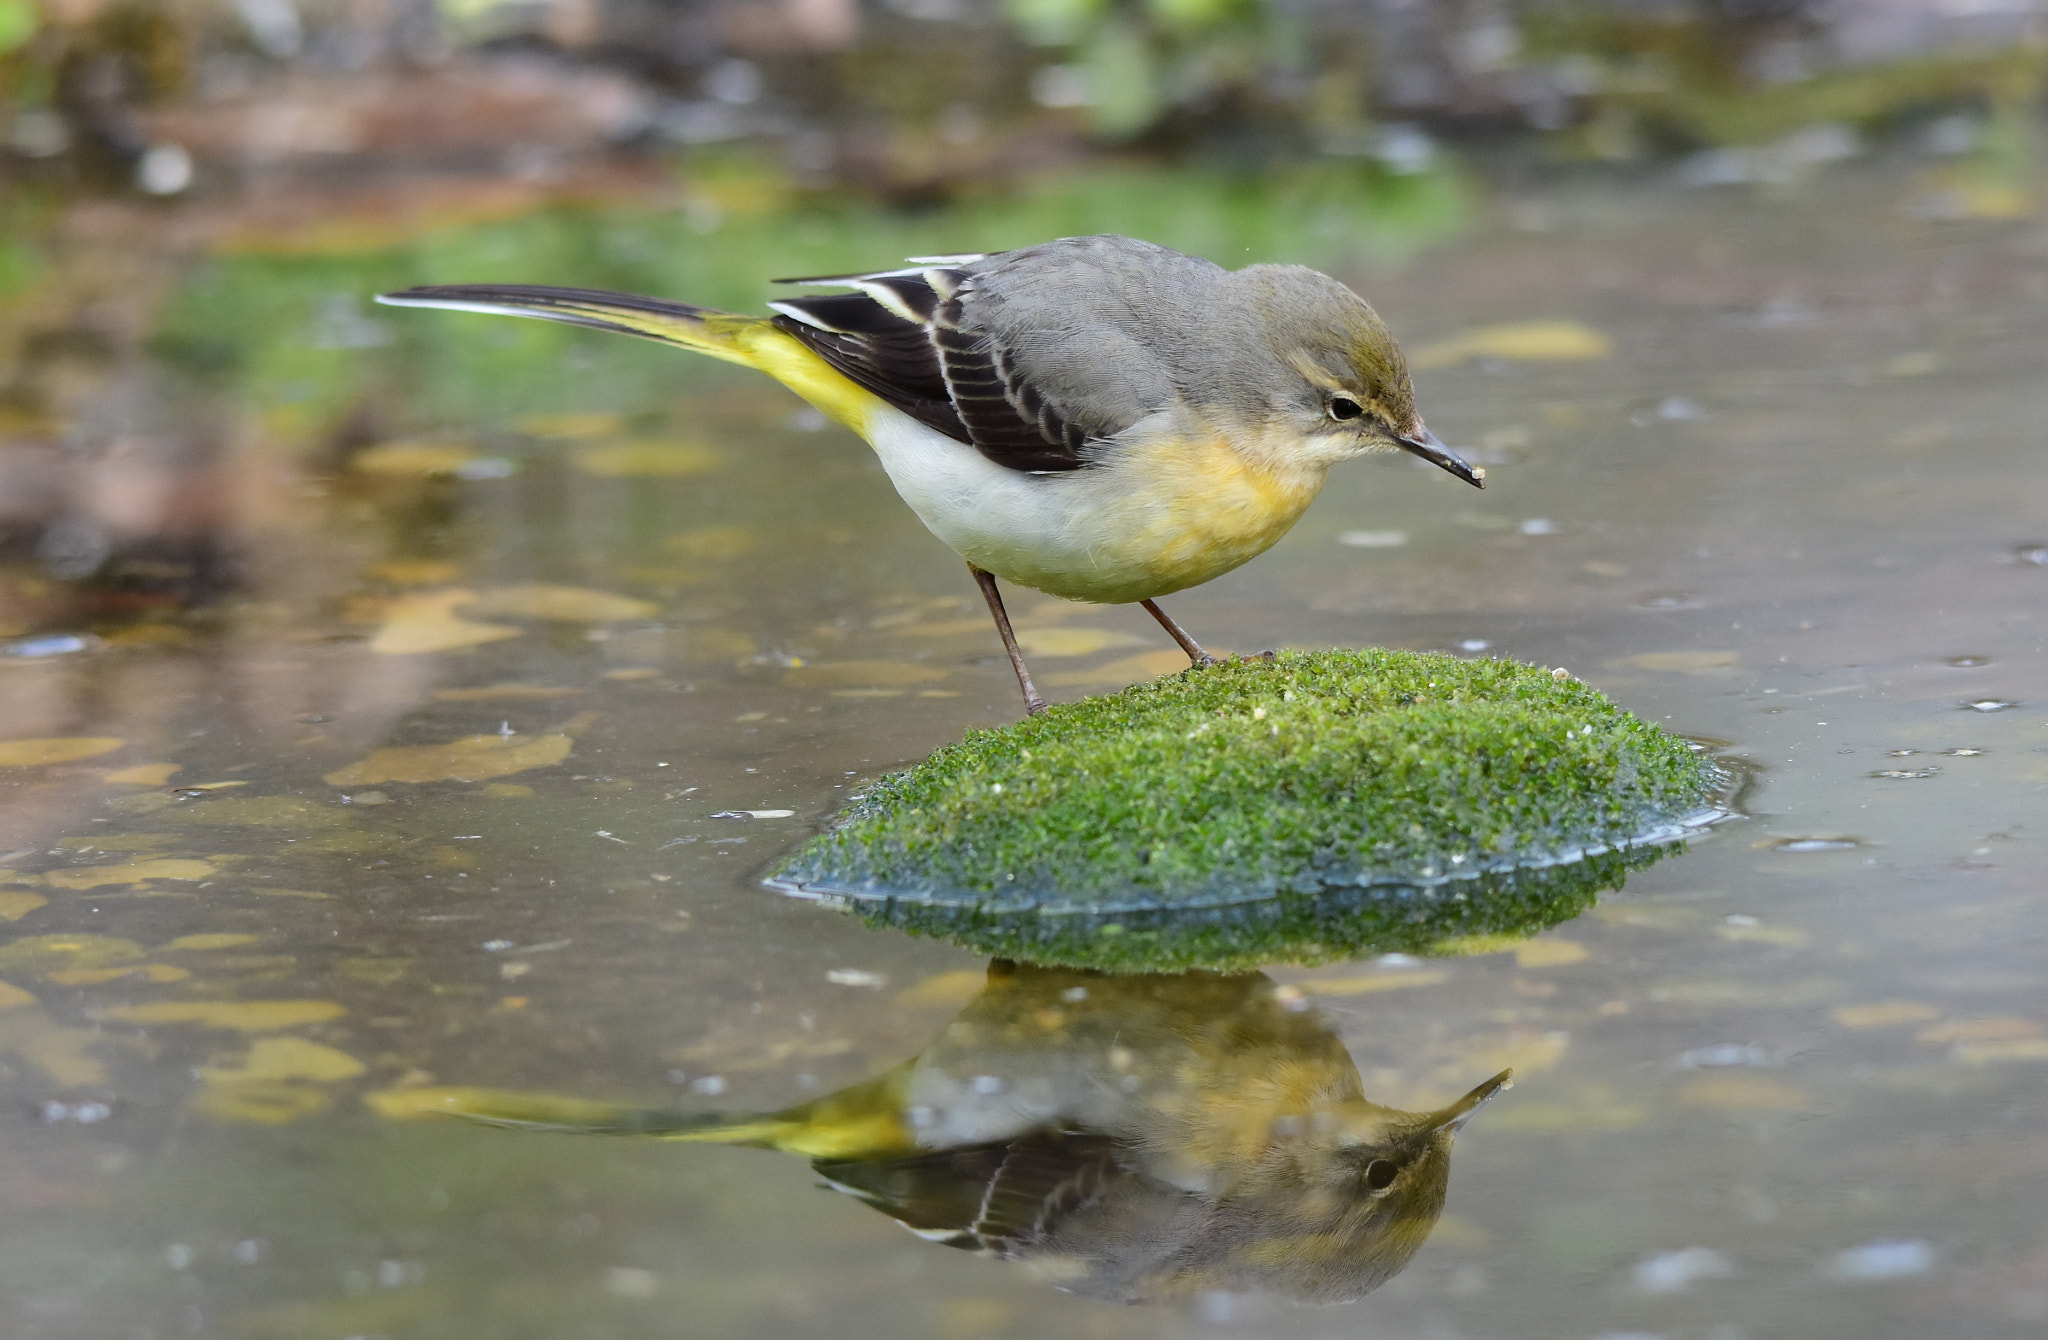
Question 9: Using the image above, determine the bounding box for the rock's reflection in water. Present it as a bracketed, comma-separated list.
[384, 960, 1509, 1304]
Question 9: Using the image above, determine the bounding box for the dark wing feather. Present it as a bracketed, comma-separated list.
[770, 266, 1089, 473]
[813, 1132, 1125, 1255]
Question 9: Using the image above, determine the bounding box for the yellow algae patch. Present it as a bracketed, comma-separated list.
[365, 1085, 627, 1124]
[0, 935, 146, 973]
[1591, 903, 1704, 930]
[1513, 939, 1590, 968]
[368, 590, 521, 655]
[60, 833, 177, 851]
[517, 411, 624, 438]
[0, 981, 36, 1011]
[324, 731, 574, 785]
[161, 933, 260, 952]
[352, 441, 485, 476]
[1041, 649, 1199, 689]
[937, 1300, 1011, 1336]
[198, 1036, 366, 1085]
[105, 763, 180, 786]
[1883, 351, 1943, 379]
[1298, 971, 1449, 996]
[168, 796, 345, 828]
[1832, 1000, 1942, 1029]
[0, 1014, 111, 1088]
[574, 440, 720, 478]
[46, 963, 190, 986]
[1954, 1039, 2048, 1064]
[895, 618, 994, 637]
[1486, 1083, 1646, 1133]
[603, 667, 660, 681]
[0, 891, 47, 921]
[895, 969, 987, 1010]
[785, 660, 949, 688]
[1014, 627, 1147, 658]
[99, 999, 345, 1031]
[471, 585, 658, 622]
[1457, 1029, 1570, 1079]
[433, 683, 584, 701]
[45, 858, 216, 890]
[662, 525, 759, 559]
[1408, 321, 1613, 369]
[1426, 932, 1529, 957]
[1917, 1017, 2041, 1045]
[101, 624, 192, 649]
[0, 738, 125, 768]
[1678, 1075, 1808, 1111]
[1717, 921, 1809, 948]
[364, 558, 465, 586]
[194, 1082, 337, 1123]
[1620, 651, 1742, 676]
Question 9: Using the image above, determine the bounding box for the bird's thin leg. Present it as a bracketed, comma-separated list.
[971, 565, 1048, 716]
[1140, 598, 1217, 667]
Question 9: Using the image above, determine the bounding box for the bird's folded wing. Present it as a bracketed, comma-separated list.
[770, 264, 1095, 473]
[813, 1131, 1128, 1253]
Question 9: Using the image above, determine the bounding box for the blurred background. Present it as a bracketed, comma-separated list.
[0, 0, 2042, 629]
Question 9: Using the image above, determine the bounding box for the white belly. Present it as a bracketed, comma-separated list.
[861, 406, 1313, 604]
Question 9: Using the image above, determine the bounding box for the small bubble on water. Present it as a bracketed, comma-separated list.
[1962, 699, 2019, 713]
[2013, 542, 2048, 566]
[1632, 1245, 1737, 1293]
[688, 1075, 727, 1096]
[1677, 1044, 1772, 1069]
[1942, 748, 1986, 756]
[1945, 655, 1991, 668]
[1885, 749, 1917, 756]
[1825, 1238, 1934, 1282]
[480, 939, 515, 952]
[1459, 639, 1491, 652]
[1869, 767, 1940, 779]
[3, 633, 93, 659]
[1636, 591, 1698, 609]
[1770, 837, 1861, 852]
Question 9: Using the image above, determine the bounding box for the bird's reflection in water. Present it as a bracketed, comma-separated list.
[384, 961, 1510, 1304]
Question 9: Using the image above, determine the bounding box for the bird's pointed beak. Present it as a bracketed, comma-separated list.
[1395, 427, 1485, 488]
[1425, 1069, 1513, 1134]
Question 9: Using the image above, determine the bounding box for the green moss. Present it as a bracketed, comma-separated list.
[770, 650, 1725, 970]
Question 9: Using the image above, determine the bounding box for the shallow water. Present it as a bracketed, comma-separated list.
[2, 152, 2046, 1339]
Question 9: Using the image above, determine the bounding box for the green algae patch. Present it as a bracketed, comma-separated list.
[769, 650, 1725, 971]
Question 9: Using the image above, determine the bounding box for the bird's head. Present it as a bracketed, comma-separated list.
[1226, 264, 1484, 488]
[1168, 1067, 1512, 1303]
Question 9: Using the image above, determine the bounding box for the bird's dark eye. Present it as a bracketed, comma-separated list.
[1328, 396, 1365, 422]
[1361, 1159, 1399, 1191]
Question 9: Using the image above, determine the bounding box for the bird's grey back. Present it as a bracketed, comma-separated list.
[955, 236, 1225, 440]
[959, 236, 1381, 434]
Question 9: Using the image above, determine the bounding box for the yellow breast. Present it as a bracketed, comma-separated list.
[1101, 433, 1326, 598]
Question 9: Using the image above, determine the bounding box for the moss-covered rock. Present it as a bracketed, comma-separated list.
[769, 650, 1726, 971]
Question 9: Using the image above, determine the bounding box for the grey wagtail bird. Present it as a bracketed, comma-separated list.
[372, 961, 1510, 1303]
[378, 234, 1482, 715]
